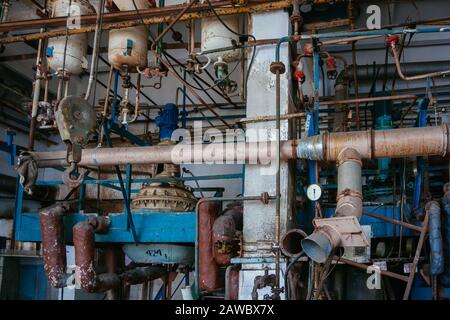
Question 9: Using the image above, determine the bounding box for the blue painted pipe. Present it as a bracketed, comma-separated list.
[427, 201, 444, 276]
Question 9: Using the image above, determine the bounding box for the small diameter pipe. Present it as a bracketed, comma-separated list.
[390, 41, 450, 81]
[28, 27, 45, 150]
[274, 68, 281, 289]
[150, 0, 198, 51]
[84, 0, 104, 101]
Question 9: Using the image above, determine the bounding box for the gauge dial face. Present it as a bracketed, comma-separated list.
[306, 184, 322, 201]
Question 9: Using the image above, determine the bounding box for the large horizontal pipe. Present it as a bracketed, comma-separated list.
[28, 125, 450, 167]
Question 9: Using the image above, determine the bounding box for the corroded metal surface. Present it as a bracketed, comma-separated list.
[39, 203, 70, 288]
[121, 266, 167, 286]
[73, 221, 120, 293]
[212, 202, 242, 266]
[198, 201, 221, 292]
[132, 163, 197, 212]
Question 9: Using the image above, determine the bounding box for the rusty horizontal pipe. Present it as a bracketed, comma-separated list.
[0, 1, 290, 44]
[0, 0, 232, 32]
[363, 210, 423, 233]
[28, 125, 450, 168]
[319, 94, 417, 106]
[237, 112, 306, 124]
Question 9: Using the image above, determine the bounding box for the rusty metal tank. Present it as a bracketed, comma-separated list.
[46, 0, 94, 75]
[108, 0, 152, 71]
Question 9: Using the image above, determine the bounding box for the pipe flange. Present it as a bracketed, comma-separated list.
[270, 61, 286, 75]
[336, 147, 362, 167]
[336, 189, 363, 202]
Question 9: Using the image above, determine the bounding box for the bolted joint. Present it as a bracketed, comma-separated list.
[270, 61, 286, 75]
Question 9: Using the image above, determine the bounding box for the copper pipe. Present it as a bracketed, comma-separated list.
[73, 219, 120, 293]
[198, 201, 222, 292]
[40, 203, 70, 288]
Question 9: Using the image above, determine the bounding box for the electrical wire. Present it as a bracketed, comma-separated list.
[182, 167, 205, 198]
[284, 250, 305, 300]
[132, 0, 255, 94]
[204, 0, 256, 96]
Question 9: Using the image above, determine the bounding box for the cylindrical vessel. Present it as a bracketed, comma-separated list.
[108, 0, 152, 71]
[46, 0, 94, 75]
[201, 15, 240, 63]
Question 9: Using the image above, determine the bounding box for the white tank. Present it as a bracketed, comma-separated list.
[108, 0, 151, 71]
[46, 0, 94, 75]
[201, 15, 240, 63]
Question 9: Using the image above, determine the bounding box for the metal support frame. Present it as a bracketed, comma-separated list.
[330, 209, 430, 300]
[0, 130, 20, 165]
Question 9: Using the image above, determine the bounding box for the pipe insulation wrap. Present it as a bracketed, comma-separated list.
[427, 201, 444, 276]
[441, 184, 450, 286]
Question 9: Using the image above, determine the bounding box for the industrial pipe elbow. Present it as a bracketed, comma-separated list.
[301, 225, 341, 264]
[302, 148, 365, 263]
[39, 202, 71, 288]
[73, 217, 119, 293]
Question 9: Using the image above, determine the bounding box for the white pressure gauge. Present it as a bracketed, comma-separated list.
[306, 184, 322, 201]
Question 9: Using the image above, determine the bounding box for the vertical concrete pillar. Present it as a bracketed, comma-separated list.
[239, 10, 294, 299]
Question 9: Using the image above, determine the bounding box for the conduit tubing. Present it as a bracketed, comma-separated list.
[28, 125, 450, 168]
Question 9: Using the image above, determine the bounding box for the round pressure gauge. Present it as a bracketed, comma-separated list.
[306, 184, 322, 201]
